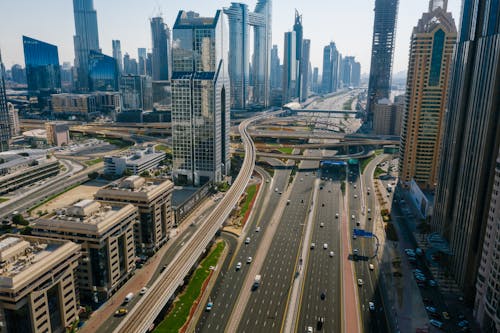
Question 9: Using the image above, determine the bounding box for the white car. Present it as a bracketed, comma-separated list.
[335, 213, 339, 218]
[245, 237, 251, 244]
[351, 214, 355, 220]
[140, 287, 148, 295]
[255, 226, 261, 232]
[354, 184, 357, 189]
[307, 326, 313, 333]
[320, 222, 324, 228]
[246, 256, 252, 263]
[310, 243, 316, 249]
[369, 302, 375, 311]
[323, 243, 328, 249]
[275, 187, 278, 192]
[329, 251, 334, 257]
[354, 194, 358, 199]
[357, 279, 364, 286]
[369, 264, 375, 270]
[236, 262, 242, 270]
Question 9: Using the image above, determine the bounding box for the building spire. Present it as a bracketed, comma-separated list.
[429, 0, 447, 12]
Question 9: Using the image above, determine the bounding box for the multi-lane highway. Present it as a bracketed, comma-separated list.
[296, 176, 342, 332]
[196, 164, 291, 332]
[235, 160, 318, 333]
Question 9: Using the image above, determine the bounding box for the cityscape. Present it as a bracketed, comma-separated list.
[0, 0, 499, 333]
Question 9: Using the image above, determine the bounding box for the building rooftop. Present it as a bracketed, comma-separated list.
[46, 199, 121, 225]
[0, 235, 77, 286]
[105, 147, 165, 166]
[105, 176, 169, 193]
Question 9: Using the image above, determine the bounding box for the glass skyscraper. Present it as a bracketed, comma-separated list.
[73, 0, 100, 92]
[88, 50, 118, 92]
[112, 40, 123, 73]
[171, 10, 230, 186]
[150, 17, 170, 81]
[321, 42, 340, 94]
[0, 50, 10, 152]
[366, 0, 399, 117]
[282, 31, 297, 103]
[22, 36, 61, 96]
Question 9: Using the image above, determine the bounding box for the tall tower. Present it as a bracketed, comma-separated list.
[432, 0, 500, 305]
[299, 39, 310, 102]
[171, 10, 230, 186]
[252, 0, 272, 108]
[112, 40, 123, 73]
[366, 0, 399, 118]
[0, 50, 10, 152]
[73, 0, 100, 92]
[138, 48, 147, 75]
[399, 0, 456, 191]
[150, 16, 170, 81]
[282, 31, 297, 103]
[270, 44, 281, 89]
[321, 42, 340, 93]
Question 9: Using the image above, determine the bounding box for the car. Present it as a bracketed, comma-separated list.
[236, 262, 242, 270]
[369, 264, 375, 270]
[310, 243, 316, 249]
[426, 306, 437, 313]
[307, 326, 314, 333]
[266, 179, 270, 183]
[317, 316, 324, 330]
[246, 256, 252, 263]
[429, 279, 438, 287]
[115, 308, 128, 317]
[328, 189, 332, 193]
[300, 178, 304, 182]
[255, 226, 261, 232]
[413, 268, 424, 274]
[353, 234, 357, 239]
[368, 216, 372, 221]
[369, 302, 375, 311]
[206, 302, 213, 311]
[287, 200, 291, 205]
[140, 287, 148, 295]
[320, 222, 324, 228]
[354, 184, 357, 189]
[458, 320, 469, 328]
[279, 192, 282, 195]
[357, 279, 364, 286]
[429, 319, 443, 328]
[323, 243, 328, 249]
[160, 265, 167, 273]
[442, 311, 450, 320]
[416, 248, 424, 256]
[367, 208, 371, 213]
[320, 291, 326, 300]
[354, 194, 358, 199]
[356, 221, 361, 226]
[275, 187, 278, 192]
[353, 248, 359, 254]
[245, 237, 251, 244]
[321, 203, 325, 207]
[301, 199, 304, 203]
[415, 275, 426, 282]
[329, 251, 334, 257]
[335, 213, 339, 218]
[387, 193, 390, 197]
[320, 186, 323, 190]
[351, 215, 355, 220]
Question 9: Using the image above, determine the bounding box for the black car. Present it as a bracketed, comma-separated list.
[320, 291, 326, 300]
[317, 317, 325, 330]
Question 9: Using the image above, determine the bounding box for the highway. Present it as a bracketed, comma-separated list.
[348, 156, 390, 333]
[296, 176, 342, 332]
[113, 111, 280, 333]
[196, 165, 291, 332]
[236, 160, 318, 333]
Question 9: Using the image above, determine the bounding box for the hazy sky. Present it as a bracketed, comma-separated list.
[0, 0, 462, 74]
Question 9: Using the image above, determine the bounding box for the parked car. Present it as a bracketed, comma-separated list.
[426, 306, 437, 313]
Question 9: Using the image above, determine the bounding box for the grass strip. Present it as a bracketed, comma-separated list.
[240, 184, 257, 218]
[84, 157, 103, 166]
[278, 147, 294, 155]
[27, 183, 82, 214]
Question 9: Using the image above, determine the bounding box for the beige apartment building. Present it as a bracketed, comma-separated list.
[399, 1, 456, 191]
[0, 235, 81, 333]
[32, 199, 137, 304]
[95, 176, 174, 255]
[372, 98, 403, 136]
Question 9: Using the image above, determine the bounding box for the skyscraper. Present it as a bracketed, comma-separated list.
[321, 42, 340, 93]
[0, 50, 10, 152]
[282, 31, 297, 103]
[293, 10, 303, 98]
[112, 40, 123, 73]
[73, 0, 100, 92]
[171, 10, 230, 186]
[150, 17, 170, 81]
[88, 50, 118, 92]
[270, 44, 281, 89]
[351, 61, 361, 87]
[399, 0, 456, 191]
[22, 36, 62, 96]
[138, 48, 147, 76]
[432, 0, 500, 306]
[224, 0, 272, 109]
[299, 39, 310, 102]
[312, 67, 319, 92]
[367, 0, 399, 118]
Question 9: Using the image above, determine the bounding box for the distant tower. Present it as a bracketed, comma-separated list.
[73, 0, 100, 92]
[150, 17, 170, 80]
[138, 48, 147, 75]
[0, 50, 10, 151]
[299, 39, 310, 102]
[293, 10, 303, 97]
[399, 0, 456, 191]
[367, 0, 399, 119]
[282, 31, 297, 103]
[270, 44, 281, 89]
[171, 10, 230, 186]
[112, 40, 123, 73]
[252, 0, 272, 108]
[321, 42, 340, 93]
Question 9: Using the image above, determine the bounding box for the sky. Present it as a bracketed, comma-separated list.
[0, 0, 462, 75]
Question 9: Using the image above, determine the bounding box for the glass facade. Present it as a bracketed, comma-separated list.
[0, 51, 9, 152]
[22, 36, 61, 95]
[151, 17, 170, 80]
[88, 50, 118, 91]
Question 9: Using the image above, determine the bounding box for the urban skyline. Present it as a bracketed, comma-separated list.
[0, 0, 462, 75]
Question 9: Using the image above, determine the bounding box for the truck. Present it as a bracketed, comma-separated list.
[124, 292, 134, 303]
[252, 274, 262, 290]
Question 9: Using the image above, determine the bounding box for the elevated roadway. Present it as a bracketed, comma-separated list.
[113, 111, 281, 333]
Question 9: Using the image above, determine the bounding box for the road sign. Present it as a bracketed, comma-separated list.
[353, 228, 374, 238]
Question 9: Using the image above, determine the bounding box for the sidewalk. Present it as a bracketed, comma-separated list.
[79, 198, 217, 333]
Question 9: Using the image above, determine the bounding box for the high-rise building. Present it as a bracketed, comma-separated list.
[88, 50, 118, 92]
[373, 98, 403, 136]
[123, 53, 138, 75]
[10, 64, 26, 84]
[150, 17, 170, 81]
[95, 176, 174, 254]
[0, 50, 9, 152]
[312, 67, 319, 92]
[432, 0, 500, 306]
[224, 0, 272, 109]
[22, 36, 61, 96]
[112, 40, 123, 73]
[282, 31, 297, 103]
[73, 0, 100, 92]
[138, 48, 147, 75]
[475, 147, 500, 332]
[351, 61, 361, 87]
[367, 0, 399, 117]
[60, 61, 73, 90]
[399, 0, 456, 191]
[119, 74, 152, 111]
[321, 42, 340, 93]
[0, 235, 81, 333]
[270, 44, 281, 89]
[32, 200, 137, 303]
[146, 52, 153, 76]
[299, 39, 310, 102]
[171, 10, 230, 186]
[7, 103, 20, 137]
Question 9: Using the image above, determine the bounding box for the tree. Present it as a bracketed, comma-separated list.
[12, 214, 28, 226]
